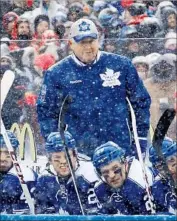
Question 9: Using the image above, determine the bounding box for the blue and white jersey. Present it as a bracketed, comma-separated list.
[151, 175, 177, 215]
[0, 166, 37, 214]
[95, 158, 155, 215]
[34, 157, 100, 215]
[37, 51, 151, 157]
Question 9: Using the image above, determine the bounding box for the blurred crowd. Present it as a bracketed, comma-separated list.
[0, 0, 176, 154]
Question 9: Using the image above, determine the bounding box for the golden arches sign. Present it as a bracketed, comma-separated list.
[10, 123, 37, 162]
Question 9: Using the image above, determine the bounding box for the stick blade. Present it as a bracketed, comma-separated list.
[1, 70, 15, 108]
[152, 108, 176, 150]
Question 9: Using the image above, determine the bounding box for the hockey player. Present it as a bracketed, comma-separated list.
[37, 18, 151, 158]
[34, 131, 100, 215]
[0, 131, 37, 214]
[93, 141, 155, 215]
[149, 138, 177, 214]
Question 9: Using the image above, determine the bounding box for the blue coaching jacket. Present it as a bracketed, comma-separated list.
[37, 51, 151, 157]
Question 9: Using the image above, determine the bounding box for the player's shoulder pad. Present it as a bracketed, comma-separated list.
[9, 166, 37, 182]
[128, 158, 154, 188]
[77, 160, 100, 183]
[40, 164, 56, 177]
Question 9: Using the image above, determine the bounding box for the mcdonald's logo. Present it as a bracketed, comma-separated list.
[10, 123, 37, 162]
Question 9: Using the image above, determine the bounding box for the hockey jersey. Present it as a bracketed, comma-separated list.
[151, 175, 177, 215]
[34, 157, 100, 215]
[0, 166, 37, 214]
[94, 158, 155, 215]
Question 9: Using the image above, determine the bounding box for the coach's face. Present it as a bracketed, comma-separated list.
[69, 37, 99, 64]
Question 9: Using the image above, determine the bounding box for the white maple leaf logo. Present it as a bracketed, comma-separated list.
[100, 68, 121, 88]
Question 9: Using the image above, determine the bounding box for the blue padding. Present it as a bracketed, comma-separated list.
[0, 215, 176, 221]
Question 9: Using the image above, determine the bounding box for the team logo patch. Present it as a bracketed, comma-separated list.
[110, 193, 123, 203]
[100, 68, 121, 88]
[56, 184, 68, 203]
[78, 21, 90, 32]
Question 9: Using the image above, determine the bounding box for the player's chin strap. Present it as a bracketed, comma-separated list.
[58, 95, 85, 215]
[126, 97, 156, 214]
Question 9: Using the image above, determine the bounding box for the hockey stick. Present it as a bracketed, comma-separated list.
[0, 70, 15, 107]
[0, 71, 35, 214]
[152, 108, 176, 193]
[126, 97, 156, 214]
[59, 95, 85, 215]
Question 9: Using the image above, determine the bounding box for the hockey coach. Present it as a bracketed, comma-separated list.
[37, 18, 151, 158]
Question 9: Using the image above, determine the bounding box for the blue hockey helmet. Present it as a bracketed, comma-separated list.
[46, 131, 76, 153]
[0, 131, 19, 150]
[149, 137, 177, 166]
[93, 141, 125, 174]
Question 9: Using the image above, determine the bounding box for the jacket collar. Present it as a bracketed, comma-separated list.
[71, 51, 101, 66]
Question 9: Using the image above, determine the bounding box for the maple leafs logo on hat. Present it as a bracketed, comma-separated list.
[70, 18, 98, 42]
[78, 21, 91, 32]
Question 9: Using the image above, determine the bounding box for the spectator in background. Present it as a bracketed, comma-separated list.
[92, 0, 107, 19]
[33, 53, 56, 92]
[14, 46, 36, 83]
[138, 17, 162, 54]
[156, 5, 177, 39]
[98, 7, 123, 39]
[11, 0, 34, 16]
[16, 17, 32, 48]
[62, 21, 74, 55]
[51, 13, 69, 58]
[144, 53, 176, 140]
[33, 14, 50, 37]
[132, 56, 149, 80]
[122, 3, 147, 26]
[0, 0, 14, 36]
[21, 0, 64, 24]
[0, 55, 15, 78]
[2, 12, 19, 51]
[0, 37, 10, 59]
[145, 52, 161, 72]
[31, 14, 50, 52]
[39, 30, 62, 61]
[67, 2, 84, 21]
[51, 11, 67, 39]
[103, 39, 118, 54]
[63, 21, 74, 39]
[155, 1, 176, 30]
[119, 25, 142, 59]
[162, 6, 176, 32]
[163, 32, 177, 55]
